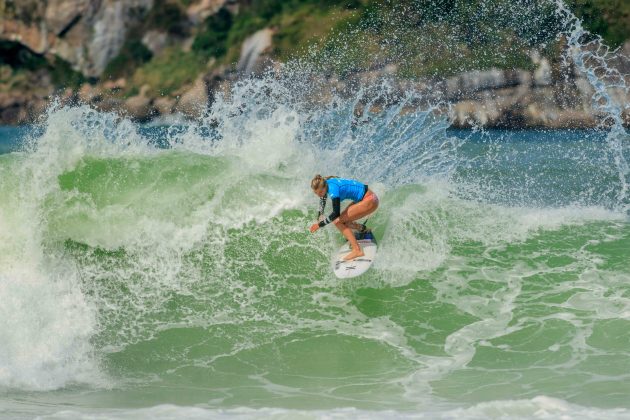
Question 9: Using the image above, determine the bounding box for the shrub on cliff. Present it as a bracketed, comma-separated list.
[131, 49, 204, 95]
[146, 0, 190, 37]
[104, 40, 153, 79]
[192, 8, 233, 58]
[0, 41, 83, 89]
[569, 0, 629, 47]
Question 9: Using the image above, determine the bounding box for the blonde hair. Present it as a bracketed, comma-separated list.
[310, 174, 337, 190]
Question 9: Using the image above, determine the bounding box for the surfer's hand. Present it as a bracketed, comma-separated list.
[309, 223, 319, 233]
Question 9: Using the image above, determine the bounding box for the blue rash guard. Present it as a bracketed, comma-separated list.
[318, 178, 368, 227]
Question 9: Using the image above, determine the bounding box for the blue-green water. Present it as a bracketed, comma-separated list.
[0, 93, 629, 418]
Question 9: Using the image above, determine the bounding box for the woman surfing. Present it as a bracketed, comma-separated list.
[309, 175, 379, 261]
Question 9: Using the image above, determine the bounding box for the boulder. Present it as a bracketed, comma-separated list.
[533, 57, 552, 86]
[154, 96, 176, 115]
[0, 19, 56, 54]
[95, 97, 124, 113]
[142, 30, 169, 56]
[446, 68, 506, 98]
[0, 92, 22, 110]
[125, 84, 154, 121]
[78, 83, 102, 103]
[203, 65, 233, 107]
[186, 0, 231, 24]
[0, 103, 28, 125]
[45, 0, 90, 36]
[103, 78, 127, 91]
[449, 100, 500, 128]
[59, 87, 77, 106]
[0, 91, 46, 125]
[177, 76, 208, 117]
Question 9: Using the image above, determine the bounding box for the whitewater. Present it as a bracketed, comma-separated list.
[1, 1, 630, 419]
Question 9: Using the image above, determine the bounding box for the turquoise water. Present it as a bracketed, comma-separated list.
[0, 95, 629, 418]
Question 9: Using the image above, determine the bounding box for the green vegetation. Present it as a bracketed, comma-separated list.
[97, 0, 630, 95]
[192, 8, 233, 58]
[146, 0, 190, 36]
[131, 48, 206, 95]
[305, 0, 558, 77]
[302, 0, 628, 77]
[568, 0, 630, 47]
[104, 39, 153, 79]
[49, 56, 85, 88]
[191, 1, 360, 65]
[269, 3, 359, 61]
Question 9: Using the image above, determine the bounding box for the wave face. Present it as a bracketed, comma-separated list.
[1, 1, 630, 418]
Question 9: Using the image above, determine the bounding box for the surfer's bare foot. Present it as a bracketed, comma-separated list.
[343, 249, 364, 261]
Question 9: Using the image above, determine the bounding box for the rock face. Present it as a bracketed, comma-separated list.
[1, 1, 628, 128]
[0, 85, 51, 125]
[176, 75, 208, 118]
[446, 69, 517, 97]
[45, 0, 91, 36]
[442, 50, 630, 129]
[1, 0, 153, 77]
[124, 84, 155, 121]
[187, 0, 235, 24]
[142, 30, 168, 56]
[237, 28, 275, 76]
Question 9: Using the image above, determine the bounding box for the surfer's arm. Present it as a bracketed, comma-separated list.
[317, 196, 327, 220]
[318, 197, 340, 227]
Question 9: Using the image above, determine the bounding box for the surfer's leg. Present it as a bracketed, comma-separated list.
[339, 191, 379, 225]
[338, 203, 364, 230]
[347, 221, 364, 231]
[333, 219, 364, 261]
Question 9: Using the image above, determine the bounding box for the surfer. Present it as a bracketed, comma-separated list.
[309, 175, 379, 261]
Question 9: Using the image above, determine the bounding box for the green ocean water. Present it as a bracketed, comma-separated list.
[0, 95, 629, 418]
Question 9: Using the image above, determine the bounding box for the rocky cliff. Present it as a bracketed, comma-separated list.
[2, 0, 152, 77]
[0, 0, 628, 128]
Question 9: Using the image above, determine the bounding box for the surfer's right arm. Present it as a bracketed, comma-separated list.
[310, 197, 340, 233]
[318, 196, 327, 220]
[318, 197, 341, 227]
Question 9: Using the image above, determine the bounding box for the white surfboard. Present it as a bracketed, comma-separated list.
[332, 233, 378, 279]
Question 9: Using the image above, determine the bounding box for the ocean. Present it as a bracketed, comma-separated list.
[0, 91, 629, 418]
